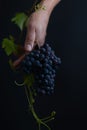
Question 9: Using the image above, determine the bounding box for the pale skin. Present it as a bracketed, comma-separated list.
[24, 0, 61, 52]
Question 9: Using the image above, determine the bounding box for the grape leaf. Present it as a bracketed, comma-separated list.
[2, 38, 17, 56]
[11, 13, 28, 30]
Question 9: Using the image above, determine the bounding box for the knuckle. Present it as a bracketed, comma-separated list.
[25, 38, 33, 43]
[26, 30, 35, 42]
[25, 35, 33, 42]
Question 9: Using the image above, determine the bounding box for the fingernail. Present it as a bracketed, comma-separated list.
[25, 44, 33, 51]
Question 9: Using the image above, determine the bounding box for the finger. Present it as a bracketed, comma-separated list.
[35, 29, 46, 47]
[24, 25, 35, 52]
[12, 54, 26, 68]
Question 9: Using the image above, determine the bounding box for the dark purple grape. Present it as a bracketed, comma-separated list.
[21, 42, 61, 95]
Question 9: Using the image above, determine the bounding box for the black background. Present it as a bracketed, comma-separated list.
[0, 0, 87, 130]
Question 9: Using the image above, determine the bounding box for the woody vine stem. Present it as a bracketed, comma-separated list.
[25, 85, 53, 130]
[15, 74, 56, 130]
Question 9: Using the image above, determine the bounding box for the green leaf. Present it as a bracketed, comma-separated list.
[11, 12, 28, 30]
[2, 38, 17, 56]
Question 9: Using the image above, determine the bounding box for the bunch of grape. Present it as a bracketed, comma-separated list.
[21, 43, 61, 95]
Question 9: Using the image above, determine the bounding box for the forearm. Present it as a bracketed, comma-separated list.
[40, 0, 61, 16]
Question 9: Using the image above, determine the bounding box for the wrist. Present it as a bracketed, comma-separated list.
[39, 0, 61, 16]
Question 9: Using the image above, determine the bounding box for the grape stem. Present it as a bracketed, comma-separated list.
[24, 85, 52, 130]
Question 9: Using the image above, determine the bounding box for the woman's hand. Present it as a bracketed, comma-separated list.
[24, 10, 50, 52]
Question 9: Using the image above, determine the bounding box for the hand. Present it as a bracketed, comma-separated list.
[24, 10, 50, 52]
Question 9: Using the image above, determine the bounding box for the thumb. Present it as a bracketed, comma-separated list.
[24, 27, 35, 52]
